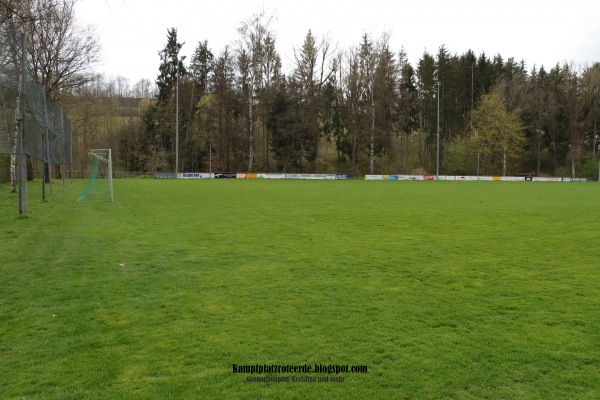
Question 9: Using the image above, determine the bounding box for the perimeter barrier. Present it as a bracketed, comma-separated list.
[151, 173, 587, 182]
[1, 12, 73, 211]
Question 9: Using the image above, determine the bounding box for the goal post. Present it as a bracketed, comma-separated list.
[77, 148, 113, 202]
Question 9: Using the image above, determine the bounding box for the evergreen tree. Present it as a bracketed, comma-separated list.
[397, 48, 418, 133]
[190, 40, 214, 94]
[144, 27, 187, 171]
[358, 34, 377, 174]
[210, 46, 240, 171]
[436, 45, 460, 140]
[372, 36, 398, 172]
[455, 50, 478, 134]
[343, 49, 366, 175]
[257, 31, 282, 170]
[293, 30, 334, 172]
[269, 77, 303, 172]
[156, 28, 186, 102]
[321, 64, 348, 171]
[417, 50, 437, 168]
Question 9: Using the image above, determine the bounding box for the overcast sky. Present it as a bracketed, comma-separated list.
[75, 0, 600, 85]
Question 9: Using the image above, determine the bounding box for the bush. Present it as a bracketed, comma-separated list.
[443, 137, 476, 175]
[577, 158, 599, 179]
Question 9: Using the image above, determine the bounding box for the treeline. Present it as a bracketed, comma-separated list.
[78, 74, 157, 99]
[70, 13, 600, 177]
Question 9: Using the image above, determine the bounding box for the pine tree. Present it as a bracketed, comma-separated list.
[156, 28, 186, 102]
[190, 40, 214, 94]
[293, 30, 334, 172]
[143, 28, 186, 171]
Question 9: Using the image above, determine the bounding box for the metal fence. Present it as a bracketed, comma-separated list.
[1, 12, 72, 211]
[1, 17, 72, 162]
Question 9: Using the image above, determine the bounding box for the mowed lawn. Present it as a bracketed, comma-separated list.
[1, 179, 599, 399]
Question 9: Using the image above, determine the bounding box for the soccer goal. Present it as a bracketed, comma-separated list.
[77, 149, 113, 202]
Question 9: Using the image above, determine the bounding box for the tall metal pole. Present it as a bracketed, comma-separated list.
[40, 83, 46, 201]
[18, 34, 27, 214]
[41, 88, 52, 196]
[597, 134, 600, 183]
[41, 131, 46, 202]
[175, 66, 179, 175]
[108, 148, 113, 202]
[60, 108, 66, 186]
[436, 83, 440, 180]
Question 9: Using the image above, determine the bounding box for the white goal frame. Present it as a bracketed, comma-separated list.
[77, 148, 113, 202]
[92, 149, 113, 202]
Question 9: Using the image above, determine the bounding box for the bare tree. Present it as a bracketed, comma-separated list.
[18, 0, 101, 101]
[358, 34, 377, 174]
[133, 78, 152, 98]
[236, 10, 276, 172]
[0, 2, 23, 192]
[342, 48, 364, 175]
[115, 76, 129, 97]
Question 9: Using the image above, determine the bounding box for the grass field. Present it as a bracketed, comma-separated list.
[1, 179, 599, 399]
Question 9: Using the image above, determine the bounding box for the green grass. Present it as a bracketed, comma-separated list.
[1, 179, 600, 399]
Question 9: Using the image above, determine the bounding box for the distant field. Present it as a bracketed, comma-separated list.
[1, 179, 599, 399]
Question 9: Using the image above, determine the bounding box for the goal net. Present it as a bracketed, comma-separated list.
[77, 149, 113, 202]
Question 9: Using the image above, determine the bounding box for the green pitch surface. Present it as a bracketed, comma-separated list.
[1, 179, 599, 399]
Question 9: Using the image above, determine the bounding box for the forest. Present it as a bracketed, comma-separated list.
[4, 5, 600, 179]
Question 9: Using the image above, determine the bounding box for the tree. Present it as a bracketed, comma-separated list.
[182, 39, 214, 173]
[210, 46, 240, 171]
[236, 11, 277, 172]
[470, 92, 526, 175]
[257, 31, 281, 170]
[320, 54, 348, 171]
[525, 65, 552, 175]
[132, 78, 153, 98]
[0, 3, 22, 192]
[560, 63, 598, 177]
[416, 50, 437, 168]
[455, 50, 478, 134]
[17, 0, 100, 101]
[372, 34, 397, 173]
[358, 34, 377, 174]
[269, 77, 303, 172]
[143, 28, 187, 172]
[580, 64, 600, 163]
[342, 48, 365, 175]
[156, 27, 186, 102]
[396, 48, 418, 170]
[293, 30, 335, 172]
[115, 76, 129, 97]
[190, 40, 214, 94]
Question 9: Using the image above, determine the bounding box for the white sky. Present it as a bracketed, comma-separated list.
[76, 0, 600, 85]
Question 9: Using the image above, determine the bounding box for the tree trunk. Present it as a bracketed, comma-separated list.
[27, 156, 34, 181]
[10, 90, 20, 193]
[350, 130, 357, 176]
[248, 88, 254, 172]
[536, 130, 542, 176]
